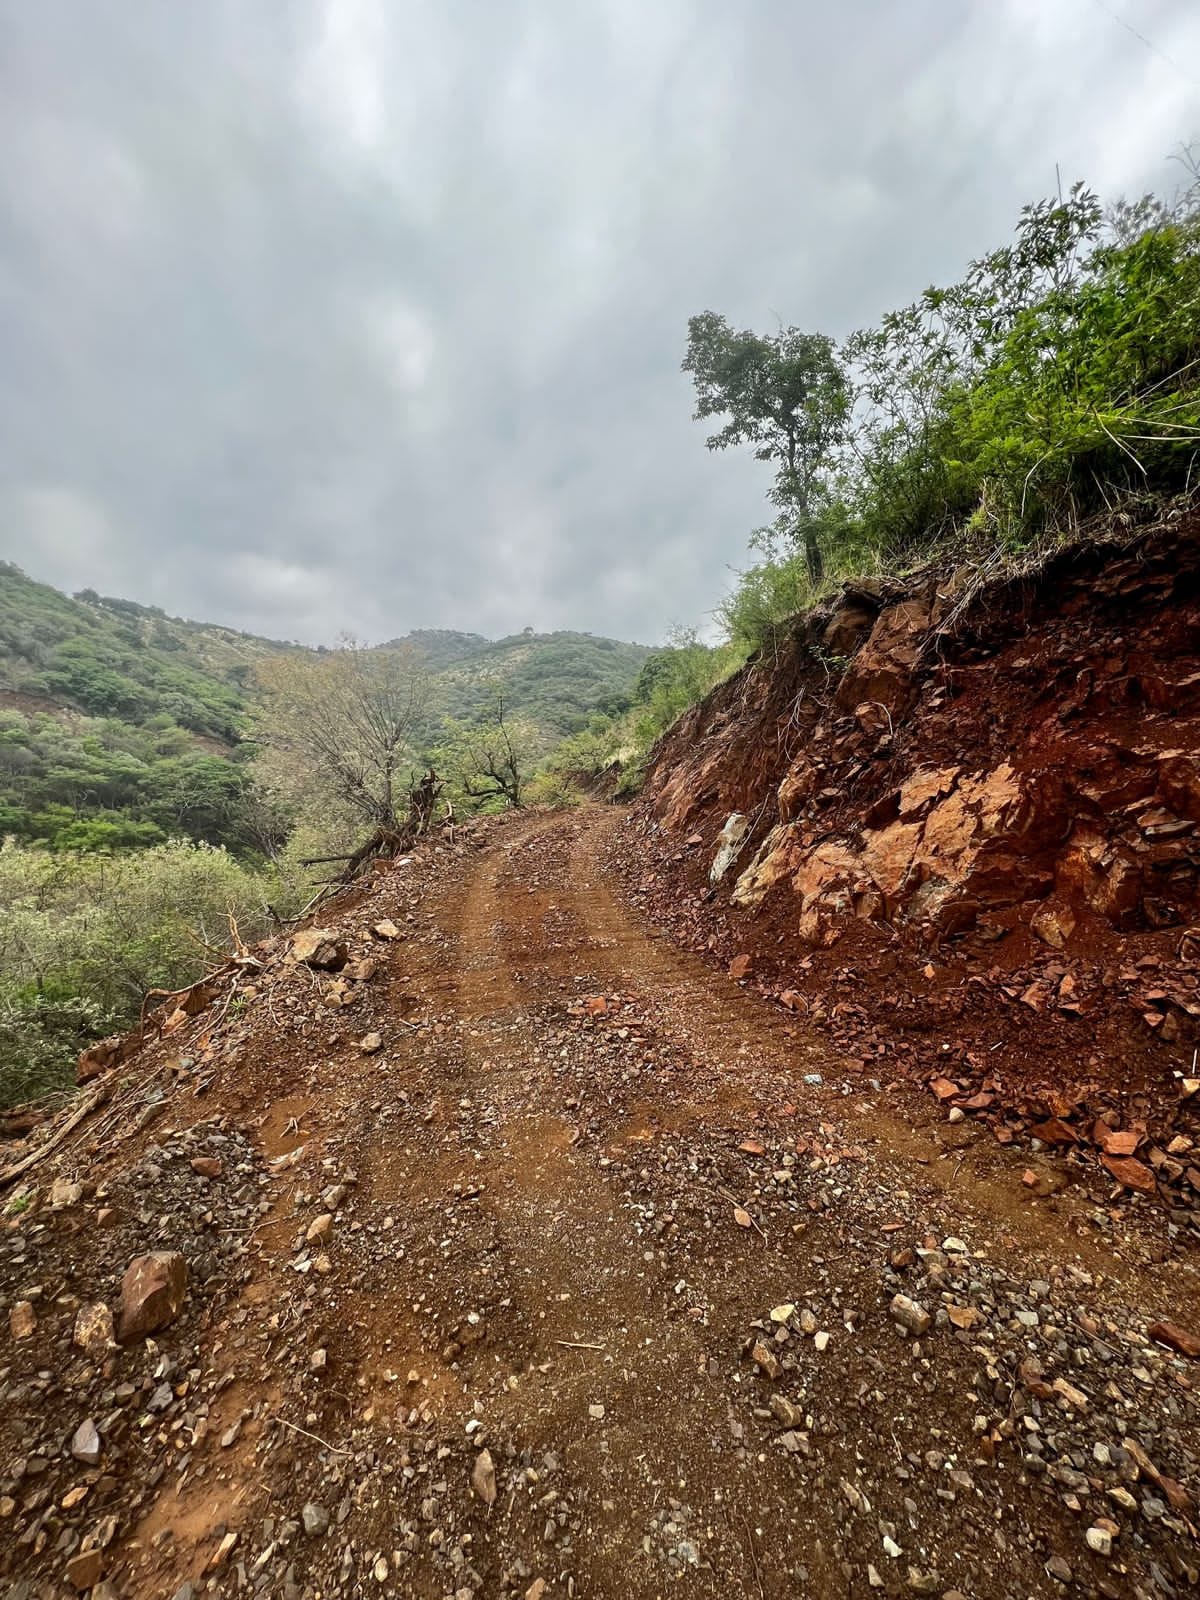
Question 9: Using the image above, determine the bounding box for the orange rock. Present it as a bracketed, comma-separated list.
[947, 1304, 983, 1330]
[1147, 1319, 1200, 1359]
[118, 1252, 188, 1342]
[1031, 1118, 1076, 1146]
[1031, 900, 1077, 949]
[1101, 1155, 1157, 1195]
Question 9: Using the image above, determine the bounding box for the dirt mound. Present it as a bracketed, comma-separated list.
[623, 517, 1200, 1226]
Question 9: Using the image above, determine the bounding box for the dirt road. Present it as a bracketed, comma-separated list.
[3, 808, 1198, 1599]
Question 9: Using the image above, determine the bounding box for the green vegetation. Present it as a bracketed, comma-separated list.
[0, 574, 652, 1106]
[0, 564, 293, 852]
[0, 564, 651, 852]
[434, 694, 542, 812]
[402, 628, 650, 739]
[0, 839, 294, 1106]
[532, 632, 743, 801]
[697, 165, 1200, 651]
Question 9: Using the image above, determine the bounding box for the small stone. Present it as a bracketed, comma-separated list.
[769, 1303, 795, 1324]
[148, 1382, 174, 1412]
[882, 1535, 902, 1558]
[1046, 1556, 1072, 1584]
[814, 1330, 830, 1351]
[74, 1302, 115, 1358]
[302, 1503, 329, 1537]
[71, 1419, 102, 1465]
[190, 1157, 223, 1178]
[306, 1213, 333, 1245]
[1085, 1527, 1112, 1556]
[359, 1032, 384, 1055]
[751, 1340, 781, 1379]
[372, 920, 402, 940]
[1147, 1319, 1200, 1359]
[471, 1448, 496, 1506]
[890, 1294, 931, 1337]
[209, 1531, 238, 1569]
[291, 929, 347, 969]
[51, 1177, 84, 1209]
[1051, 1376, 1089, 1411]
[65, 1549, 103, 1590]
[769, 1394, 803, 1428]
[588, 1403, 606, 1420]
[9, 1300, 36, 1340]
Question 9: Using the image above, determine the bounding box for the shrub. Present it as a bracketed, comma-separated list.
[0, 840, 298, 1108]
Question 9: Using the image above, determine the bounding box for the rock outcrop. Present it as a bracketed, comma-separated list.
[626, 515, 1200, 1189]
[645, 518, 1200, 947]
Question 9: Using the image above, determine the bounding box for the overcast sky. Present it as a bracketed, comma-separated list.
[1, 1, 1197, 646]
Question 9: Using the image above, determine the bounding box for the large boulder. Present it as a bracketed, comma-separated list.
[117, 1252, 188, 1342]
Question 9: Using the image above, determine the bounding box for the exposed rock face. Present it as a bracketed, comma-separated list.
[117, 1251, 188, 1342]
[645, 522, 1200, 946]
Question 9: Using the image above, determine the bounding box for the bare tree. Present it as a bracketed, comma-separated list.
[253, 640, 431, 845]
[441, 694, 535, 809]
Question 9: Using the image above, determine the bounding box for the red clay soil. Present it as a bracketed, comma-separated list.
[3, 808, 1200, 1600]
[619, 515, 1200, 1232]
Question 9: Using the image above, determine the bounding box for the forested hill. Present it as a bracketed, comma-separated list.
[392, 627, 651, 731]
[0, 563, 651, 850]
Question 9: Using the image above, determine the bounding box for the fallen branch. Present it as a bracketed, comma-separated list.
[0, 1082, 110, 1189]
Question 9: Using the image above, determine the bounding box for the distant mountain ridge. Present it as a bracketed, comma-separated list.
[0, 562, 652, 849]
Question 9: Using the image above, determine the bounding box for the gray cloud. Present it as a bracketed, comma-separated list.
[1, 0, 1197, 644]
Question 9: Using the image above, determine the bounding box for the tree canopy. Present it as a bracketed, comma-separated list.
[683, 313, 848, 580]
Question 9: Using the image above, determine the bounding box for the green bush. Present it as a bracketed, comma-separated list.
[532, 633, 744, 800]
[691, 168, 1200, 608]
[0, 840, 297, 1107]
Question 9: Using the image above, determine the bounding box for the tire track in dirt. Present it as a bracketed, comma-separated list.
[441, 812, 784, 1596]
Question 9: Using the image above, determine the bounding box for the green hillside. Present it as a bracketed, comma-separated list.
[0, 563, 651, 850]
[396, 627, 651, 737]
